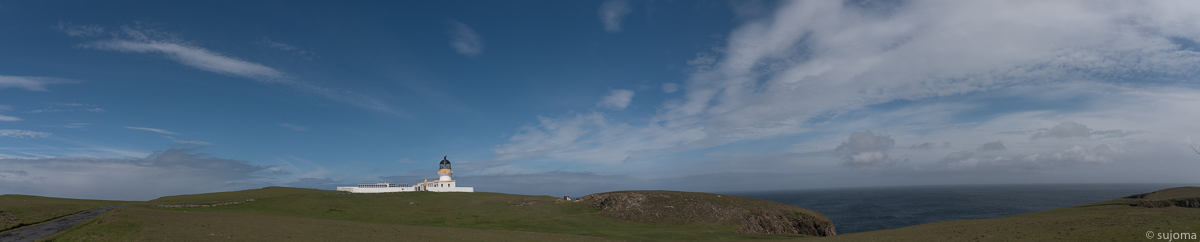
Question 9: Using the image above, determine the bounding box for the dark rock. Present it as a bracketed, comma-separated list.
[737, 211, 835, 235]
[1134, 198, 1200, 208]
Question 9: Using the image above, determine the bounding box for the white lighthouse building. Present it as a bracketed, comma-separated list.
[336, 156, 474, 193]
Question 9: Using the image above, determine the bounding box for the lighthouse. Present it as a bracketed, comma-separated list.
[334, 156, 474, 193]
[438, 156, 453, 181]
[421, 156, 472, 192]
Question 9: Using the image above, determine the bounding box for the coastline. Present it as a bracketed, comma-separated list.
[728, 183, 1193, 234]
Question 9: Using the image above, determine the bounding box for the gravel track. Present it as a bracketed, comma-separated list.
[0, 206, 122, 242]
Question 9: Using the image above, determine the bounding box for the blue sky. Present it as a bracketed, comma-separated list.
[2, 0, 1200, 200]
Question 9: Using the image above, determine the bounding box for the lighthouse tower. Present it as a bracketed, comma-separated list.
[438, 156, 453, 181]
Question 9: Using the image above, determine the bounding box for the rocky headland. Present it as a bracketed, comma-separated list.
[1106, 186, 1200, 208]
[579, 190, 836, 236]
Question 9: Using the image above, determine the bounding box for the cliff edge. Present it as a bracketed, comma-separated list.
[579, 190, 836, 236]
[1101, 186, 1200, 208]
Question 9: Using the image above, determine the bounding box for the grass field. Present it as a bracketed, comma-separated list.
[6, 186, 1200, 241]
[42, 208, 618, 242]
[40, 187, 809, 241]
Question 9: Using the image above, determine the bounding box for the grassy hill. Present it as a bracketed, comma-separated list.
[6, 186, 1200, 241]
[35, 187, 816, 241]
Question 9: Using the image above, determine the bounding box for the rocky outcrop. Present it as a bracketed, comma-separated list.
[1120, 187, 1200, 208]
[154, 199, 255, 208]
[580, 191, 835, 236]
[737, 211, 835, 235]
[1128, 197, 1200, 208]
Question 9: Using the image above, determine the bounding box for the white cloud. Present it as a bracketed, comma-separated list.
[71, 25, 401, 116]
[27, 103, 106, 113]
[1043, 145, 1116, 164]
[260, 38, 297, 51]
[597, 89, 635, 110]
[661, 83, 679, 93]
[86, 39, 286, 81]
[166, 136, 211, 146]
[0, 75, 66, 91]
[487, 0, 1200, 180]
[448, 20, 484, 57]
[64, 123, 90, 129]
[599, 0, 632, 33]
[491, 112, 703, 165]
[278, 123, 310, 131]
[835, 130, 897, 167]
[125, 126, 177, 135]
[260, 38, 315, 59]
[0, 106, 18, 121]
[0, 129, 51, 139]
[654, 0, 1200, 147]
[56, 22, 105, 37]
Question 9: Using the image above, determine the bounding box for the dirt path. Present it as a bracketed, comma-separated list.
[0, 206, 122, 242]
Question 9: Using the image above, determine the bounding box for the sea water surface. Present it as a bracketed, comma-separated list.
[726, 183, 1189, 235]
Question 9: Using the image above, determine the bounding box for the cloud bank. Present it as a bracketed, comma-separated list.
[481, 0, 1200, 187]
[835, 130, 897, 167]
[0, 148, 274, 200]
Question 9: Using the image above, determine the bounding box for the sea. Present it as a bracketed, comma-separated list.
[726, 183, 1191, 235]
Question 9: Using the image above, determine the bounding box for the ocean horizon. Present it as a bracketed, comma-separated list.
[726, 183, 1192, 234]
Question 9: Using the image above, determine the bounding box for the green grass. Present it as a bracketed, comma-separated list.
[42, 207, 617, 242]
[131, 186, 796, 239]
[0, 195, 131, 232]
[148, 186, 332, 204]
[19, 186, 1200, 241]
